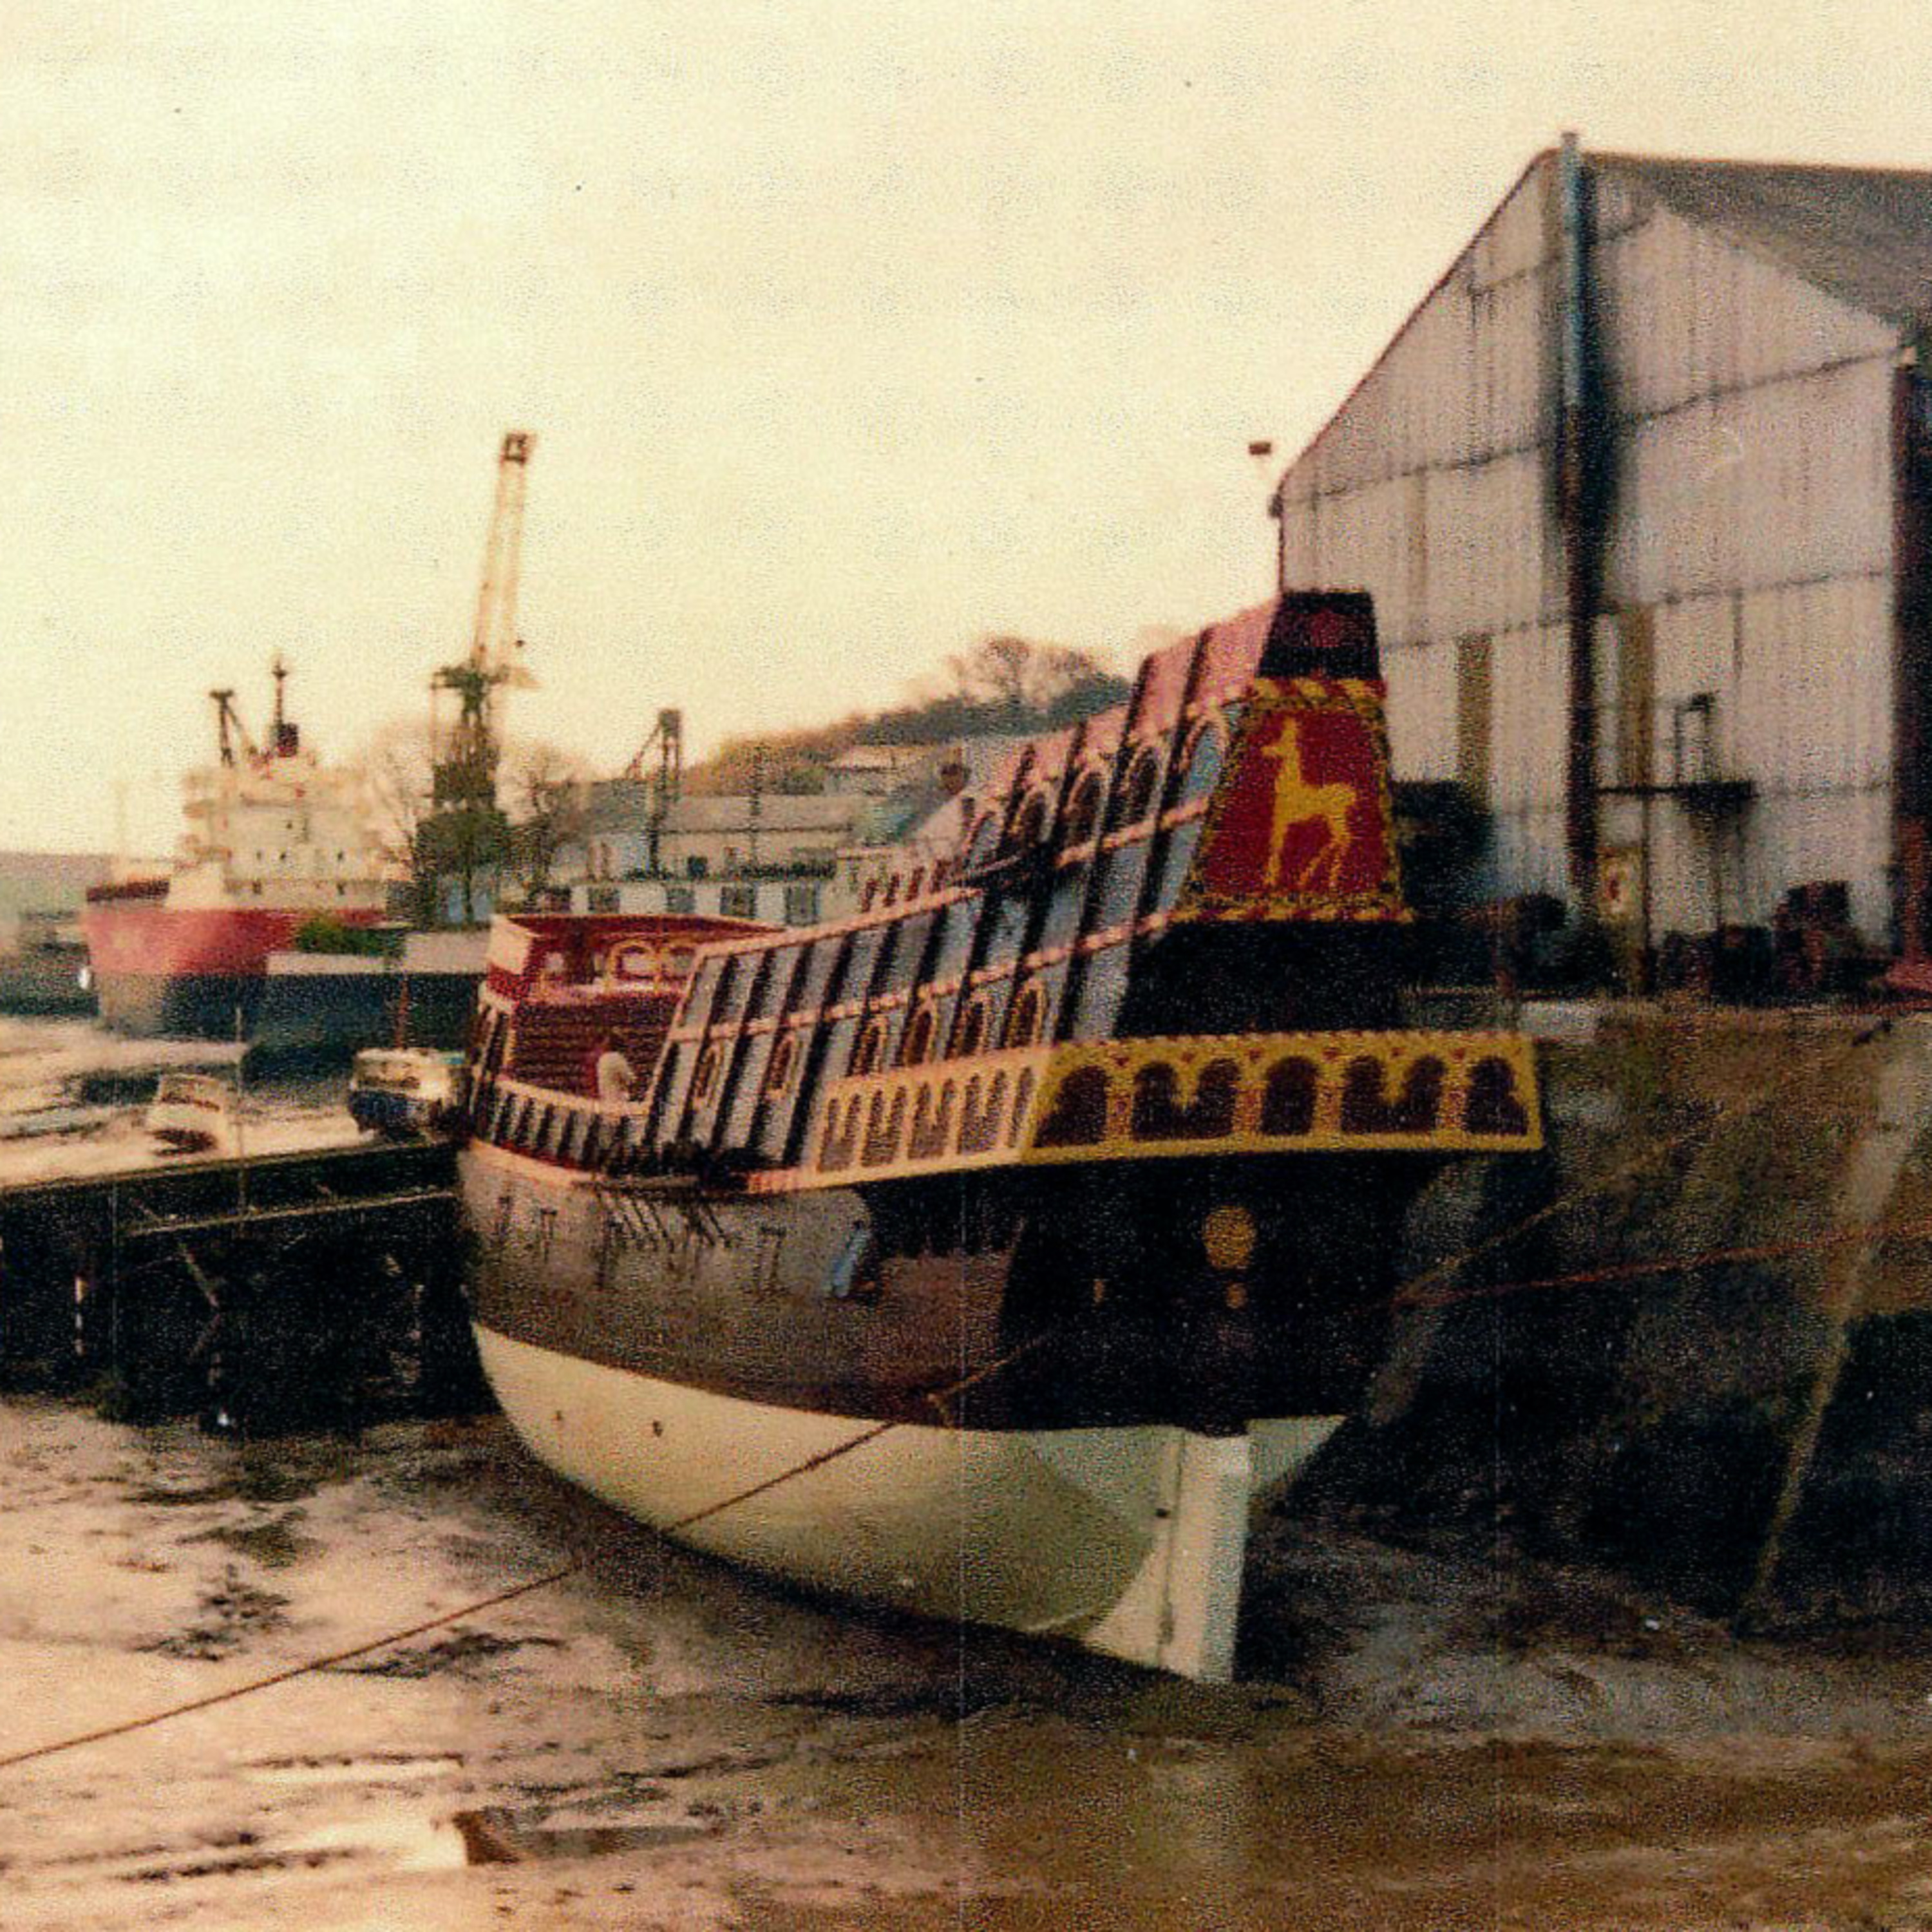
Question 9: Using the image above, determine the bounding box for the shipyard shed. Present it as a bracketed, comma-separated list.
[1271, 140, 1932, 974]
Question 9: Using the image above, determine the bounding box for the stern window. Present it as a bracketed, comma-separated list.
[1177, 723, 1226, 804]
[1113, 749, 1161, 827]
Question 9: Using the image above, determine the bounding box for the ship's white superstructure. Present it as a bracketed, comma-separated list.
[173, 734, 393, 916]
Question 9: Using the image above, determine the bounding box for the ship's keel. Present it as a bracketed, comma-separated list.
[474, 1323, 1339, 1681]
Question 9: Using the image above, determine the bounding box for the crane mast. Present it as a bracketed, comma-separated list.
[207, 653, 294, 768]
[622, 707, 684, 873]
[469, 430, 533, 688]
[432, 431, 536, 811]
[209, 688, 246, 768]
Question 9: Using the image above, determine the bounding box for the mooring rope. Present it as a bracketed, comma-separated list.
[1395, 1211, 1932, 1312]
[1389, 1012, 1891, 1309]
[0, 1561, 583, 1772]
[0, 1329, 1059, 1772]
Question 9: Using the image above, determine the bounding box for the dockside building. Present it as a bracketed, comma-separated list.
[1270, 138, 1932, 968]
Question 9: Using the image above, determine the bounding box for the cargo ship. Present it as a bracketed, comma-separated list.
[81, 661, 397, 1039]
[456, 592, 1544, 1679]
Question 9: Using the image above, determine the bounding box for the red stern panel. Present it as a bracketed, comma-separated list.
[1177, 676, 1406, 924]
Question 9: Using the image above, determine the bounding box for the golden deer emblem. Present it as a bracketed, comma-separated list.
[1262, 717, 1357, 891]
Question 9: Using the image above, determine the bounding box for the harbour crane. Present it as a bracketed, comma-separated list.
[431, 431, 537, 811]
[621, 707, 684, 875]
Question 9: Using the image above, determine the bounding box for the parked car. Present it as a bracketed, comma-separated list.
[347, 1048, 466, 1139]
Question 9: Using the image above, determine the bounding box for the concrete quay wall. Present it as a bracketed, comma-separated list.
[1313, 1005, 1932, 1622]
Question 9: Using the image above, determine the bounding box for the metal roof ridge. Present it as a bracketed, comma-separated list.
[1272, 140, 1932, 511]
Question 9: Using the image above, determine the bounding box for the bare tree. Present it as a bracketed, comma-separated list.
[503, 739, 590, 904]
[354, 717, 437, 878]
[357, 714, 520, 927]
[676, 635, 1132, 791]
[942, 635, 1128, 728]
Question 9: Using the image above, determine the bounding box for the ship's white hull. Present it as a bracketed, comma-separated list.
[474, 1321, 1342, 1680]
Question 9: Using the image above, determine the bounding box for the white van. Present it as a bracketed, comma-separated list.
[146, 1074, 240, 1155]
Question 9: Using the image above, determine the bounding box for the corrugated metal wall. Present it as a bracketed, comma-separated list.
[1274, 153, 1906, 942]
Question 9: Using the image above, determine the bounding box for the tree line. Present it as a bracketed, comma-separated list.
[683, 636, 1129, 795]
[354, 634, 1131, 920]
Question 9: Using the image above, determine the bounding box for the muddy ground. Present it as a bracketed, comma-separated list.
[2, 1399, 1931, 1931]
[5, 1016, 1932, 1928]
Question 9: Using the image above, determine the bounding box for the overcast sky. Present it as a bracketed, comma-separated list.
[5, 0, 1928, 853]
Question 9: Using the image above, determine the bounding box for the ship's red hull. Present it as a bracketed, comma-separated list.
[80, 894, 384, 1038]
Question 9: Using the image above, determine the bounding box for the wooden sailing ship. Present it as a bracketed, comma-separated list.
[457, 592, 1542, 1678]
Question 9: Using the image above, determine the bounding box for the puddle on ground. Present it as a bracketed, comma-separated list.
[243, 1751, 466, 1788]
[28, 1809, 475, 1889]
[234, 1756, 725, 1877]
[281, 1814, 473, 1873]
[28, 1830, 365, 1890]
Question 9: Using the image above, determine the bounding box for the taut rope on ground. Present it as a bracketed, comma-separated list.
[0, 1331, 1056, 1772]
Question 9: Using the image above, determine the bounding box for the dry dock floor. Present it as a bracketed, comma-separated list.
[4, 1398, 1932, 1930]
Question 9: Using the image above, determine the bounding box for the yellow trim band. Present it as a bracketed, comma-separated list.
[745, 1029, 1542, 1194]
